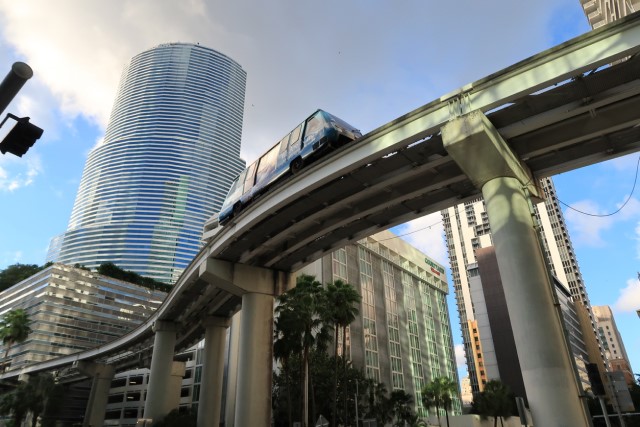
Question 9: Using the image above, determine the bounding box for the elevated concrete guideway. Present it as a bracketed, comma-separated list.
[3, 12, 640, 426]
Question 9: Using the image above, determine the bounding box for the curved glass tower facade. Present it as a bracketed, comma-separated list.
[48, 43, 246, 283]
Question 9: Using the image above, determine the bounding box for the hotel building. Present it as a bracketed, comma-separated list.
[302, 230, 461, 418]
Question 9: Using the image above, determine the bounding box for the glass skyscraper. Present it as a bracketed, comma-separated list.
[48, 43, 246, 283]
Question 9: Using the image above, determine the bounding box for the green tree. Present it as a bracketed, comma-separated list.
[97, 262, 172, 292]
[389, 389, 418, 426]
[25, 373, 57, 427]
[474, 380, 513, 427]
[73, 263, 91, 271]
[275, 274, 328, 427]
[0, 308, 32, 370]
[274, 303, 303, 427]
[366, 381, 393, 426]
[421, 377, 457, 427]
[0, 263, 51, 292]
[325, 279, 361, 427]
[0, 379, 31, 426]
[272, 351, 373, 427]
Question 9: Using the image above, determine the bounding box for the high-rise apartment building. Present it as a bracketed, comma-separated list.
[467, 247, 592, 400]
[442, 178, 601, 393]
[580, 0, 639, 29]
[47, 43, 246, 283]
[593, 305, 635, 385]
[301, 230, 460, 418]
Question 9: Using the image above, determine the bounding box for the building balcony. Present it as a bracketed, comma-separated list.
[582, 0, 598, 14]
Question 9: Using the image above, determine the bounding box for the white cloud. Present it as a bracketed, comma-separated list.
[455, 343, 466, 369]
[613, 277, 640, 313]
[0, 1, 217, 129]
[455, 343, 468, 380]
[607, 153, 640, 172]
[636, 223, 640, 260]
[394, 212, 449, 266]
[564, 197, 640, 247]
[0, 0, 585, 163]
[564, 200, 614, 246]
[0, 153, 42, 192]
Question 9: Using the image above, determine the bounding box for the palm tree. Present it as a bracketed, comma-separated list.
[325, 279, 360, 427]
[275, 274, 327, 427]
[475, 380, 513, 427]
[421, 377, 457, 427]
[0, 379, 31, 426]
[389, 389, 417, 427]
[366, 381, 393, 426]
[26, 373, 57, 427]
[274, 305, 303, 427]
[0, 308, 32, 370]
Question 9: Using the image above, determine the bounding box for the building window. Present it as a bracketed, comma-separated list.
[126, 391, 141, 402]
[359, 247, 380, 382]
[332, 248, 348, 281]
[180, 387, 190, 398]
[128, 375, 143, 386]
[123, 408, 138, 419]
[333, 248, 350, 357]
[384, 260, 404, 391]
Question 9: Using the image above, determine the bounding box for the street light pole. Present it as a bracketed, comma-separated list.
[355, 379, 359, 427]
[0, 62, 33, 116]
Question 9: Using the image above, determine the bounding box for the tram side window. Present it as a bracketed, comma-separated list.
[256, 142, 281, 186]
[224, 170, 246, 207]
[303, 113, 325, 145]
[288, 123, 303, 154]
[277, 134, 290, 168]
[244, 162, 257, 193]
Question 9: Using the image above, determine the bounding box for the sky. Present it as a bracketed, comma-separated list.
[0, 1, 638, 382]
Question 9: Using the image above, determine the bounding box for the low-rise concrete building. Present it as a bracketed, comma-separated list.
[0, 263, 166, 371]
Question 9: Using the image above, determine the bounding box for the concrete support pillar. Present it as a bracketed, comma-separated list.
[482, 176, 590, 426]
[143, 320, 177, 423]
[198, 259, 290, 427]
[77, 361, 115, 427]
[224, 311, 242, 427]
[234, 292, 274, 427]
[166, 361, 186, 412]
[443, 111, 591, 427]
[197, 317, 229, 427]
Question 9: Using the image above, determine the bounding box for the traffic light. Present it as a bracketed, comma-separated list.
[586, 363, 606, 396]
[0, 113, 43, 157]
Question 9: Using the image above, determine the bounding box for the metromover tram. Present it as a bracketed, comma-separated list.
[218, 109, 361, 224]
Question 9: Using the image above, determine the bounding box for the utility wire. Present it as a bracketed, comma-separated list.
[557, 155, 640, 217]
[382, 155, 640, 241]
[378, 219, 443, 241]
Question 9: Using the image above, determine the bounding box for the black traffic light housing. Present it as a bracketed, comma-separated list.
[0, 113, 43, 157]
